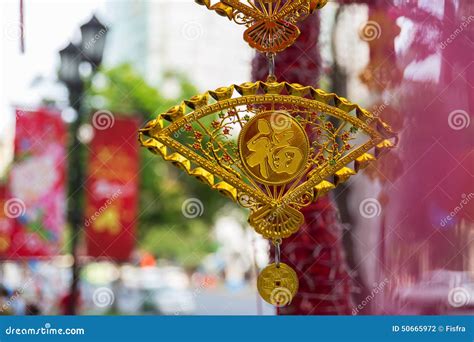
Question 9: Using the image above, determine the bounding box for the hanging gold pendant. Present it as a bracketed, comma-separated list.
[257, 262, 298, 306]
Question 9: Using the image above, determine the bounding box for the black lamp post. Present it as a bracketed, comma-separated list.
[58, 43, 84, 104]
[80, 15, 108, 67]
[58, 14, 107, 315]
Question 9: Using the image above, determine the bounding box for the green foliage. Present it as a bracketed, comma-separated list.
[89, 63, 223, 267]
[91, 64, 195, 117]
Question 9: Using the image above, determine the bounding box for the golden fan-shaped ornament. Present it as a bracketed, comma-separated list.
[139, 81, 397, 240]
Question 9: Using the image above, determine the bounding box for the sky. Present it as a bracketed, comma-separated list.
[0, 0, 109, 127]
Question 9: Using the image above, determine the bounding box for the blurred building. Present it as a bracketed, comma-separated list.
[104, 0, 253, 91]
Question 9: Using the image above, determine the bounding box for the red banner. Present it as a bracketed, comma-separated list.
[3, 108, 67, 258]
[85, 115, 139, 261]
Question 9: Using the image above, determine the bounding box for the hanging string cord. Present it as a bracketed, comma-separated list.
[273, 238, 281, 268]
[266, 52, 276, 82]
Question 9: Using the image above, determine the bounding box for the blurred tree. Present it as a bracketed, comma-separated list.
[88, 64, 222, 268]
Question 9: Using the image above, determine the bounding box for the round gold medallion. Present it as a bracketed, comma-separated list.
[257, 262, 298, 307]
[238, 111, 309, 185]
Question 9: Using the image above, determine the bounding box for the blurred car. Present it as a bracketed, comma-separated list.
[119, 264, 195, 315]
[153, 287, 196, 315]
[394, 270, 474, 314]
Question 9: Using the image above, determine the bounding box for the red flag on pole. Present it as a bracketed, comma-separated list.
[84, 115, 139, 261]
[4, 108, 67, 259]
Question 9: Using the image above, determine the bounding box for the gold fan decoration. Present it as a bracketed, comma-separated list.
[139, 82, 396, 244]
[196, 0, 328, 53]
[139, 1, 397, 306]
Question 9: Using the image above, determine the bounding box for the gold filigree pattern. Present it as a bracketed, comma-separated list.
[195, 0, 329, 53]
[139, 81, 397, 239]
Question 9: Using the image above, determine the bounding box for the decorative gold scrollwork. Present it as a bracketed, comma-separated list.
[139, 81, 397, 239]
[194, 0, 329, 53]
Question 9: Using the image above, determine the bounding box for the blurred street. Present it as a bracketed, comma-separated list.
[194, 287, 274, 316]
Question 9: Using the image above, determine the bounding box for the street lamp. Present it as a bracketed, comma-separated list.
[58, 43, 83, 94]
[58, 14, 108, 315]
[79, 15, 108, 67]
